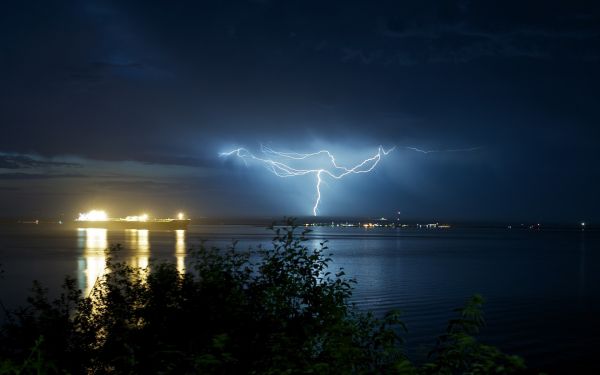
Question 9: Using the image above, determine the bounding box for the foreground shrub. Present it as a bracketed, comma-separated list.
[0, 220, 531, 374]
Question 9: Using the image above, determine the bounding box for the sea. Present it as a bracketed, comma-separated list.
[0, 224, 598, 374]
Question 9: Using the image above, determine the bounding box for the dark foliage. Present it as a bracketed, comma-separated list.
[0, 220, 533, 374]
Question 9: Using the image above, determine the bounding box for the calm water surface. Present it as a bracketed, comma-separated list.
[1, 224, 599, 373]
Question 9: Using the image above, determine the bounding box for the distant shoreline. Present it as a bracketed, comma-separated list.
[0, 217, 594, 232]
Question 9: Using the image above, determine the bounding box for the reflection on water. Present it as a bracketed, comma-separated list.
[136, 230, 150, 269]
[77, 229, 188, 295]
[124, 229, 150, 269]
[3, 225, 599, 373]
[78, 228, 107, 296]
[124, 229, 137, 249]
[175, 230, 186, 273]
[78, 228, 158, 296]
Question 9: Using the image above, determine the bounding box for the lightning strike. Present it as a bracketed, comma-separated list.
[220, 145, 394, 216]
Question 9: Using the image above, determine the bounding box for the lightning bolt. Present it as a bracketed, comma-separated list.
[220, 145, 394, 216]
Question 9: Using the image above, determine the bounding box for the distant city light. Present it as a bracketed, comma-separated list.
[178, 212, 184, 220]
[77, 210, 108, 222]
[581, 222, 586, 226]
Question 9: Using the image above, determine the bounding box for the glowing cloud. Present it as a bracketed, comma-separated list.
[220, 145, 394, 216]
[405, 146, 482, 154]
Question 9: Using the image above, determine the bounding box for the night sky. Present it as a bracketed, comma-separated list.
[1, 0, 599, 223]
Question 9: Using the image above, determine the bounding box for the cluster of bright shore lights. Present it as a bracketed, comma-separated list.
[76, 210, 185, 222]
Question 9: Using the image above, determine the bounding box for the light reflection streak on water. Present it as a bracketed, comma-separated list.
[125, 229, 138, 251]
[78, 228, 107, 296]
[79, 229, 154, 296]
[175, 230, 186, 273]
[136, 230, 150, 269]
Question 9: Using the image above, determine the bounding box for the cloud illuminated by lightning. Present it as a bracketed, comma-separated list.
[219, 145, 394, 216]
[405, 146, 482, 154]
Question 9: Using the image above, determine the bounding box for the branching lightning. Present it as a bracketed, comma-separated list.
[219, 144, 480, 216]
[219, 145, 394, 216]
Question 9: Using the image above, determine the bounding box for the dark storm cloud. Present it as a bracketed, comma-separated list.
[140, 156, 219, 169]
[0, 173, 87, 180]
[67, 61, 148, 83]
[94, 180, 189, 191]
[1, 0, 599, 221]
[357, 25, 600, 64]
[330, 1, 600, 65]
[2, 0, 599, 161]
[0, 154, 80, 169]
